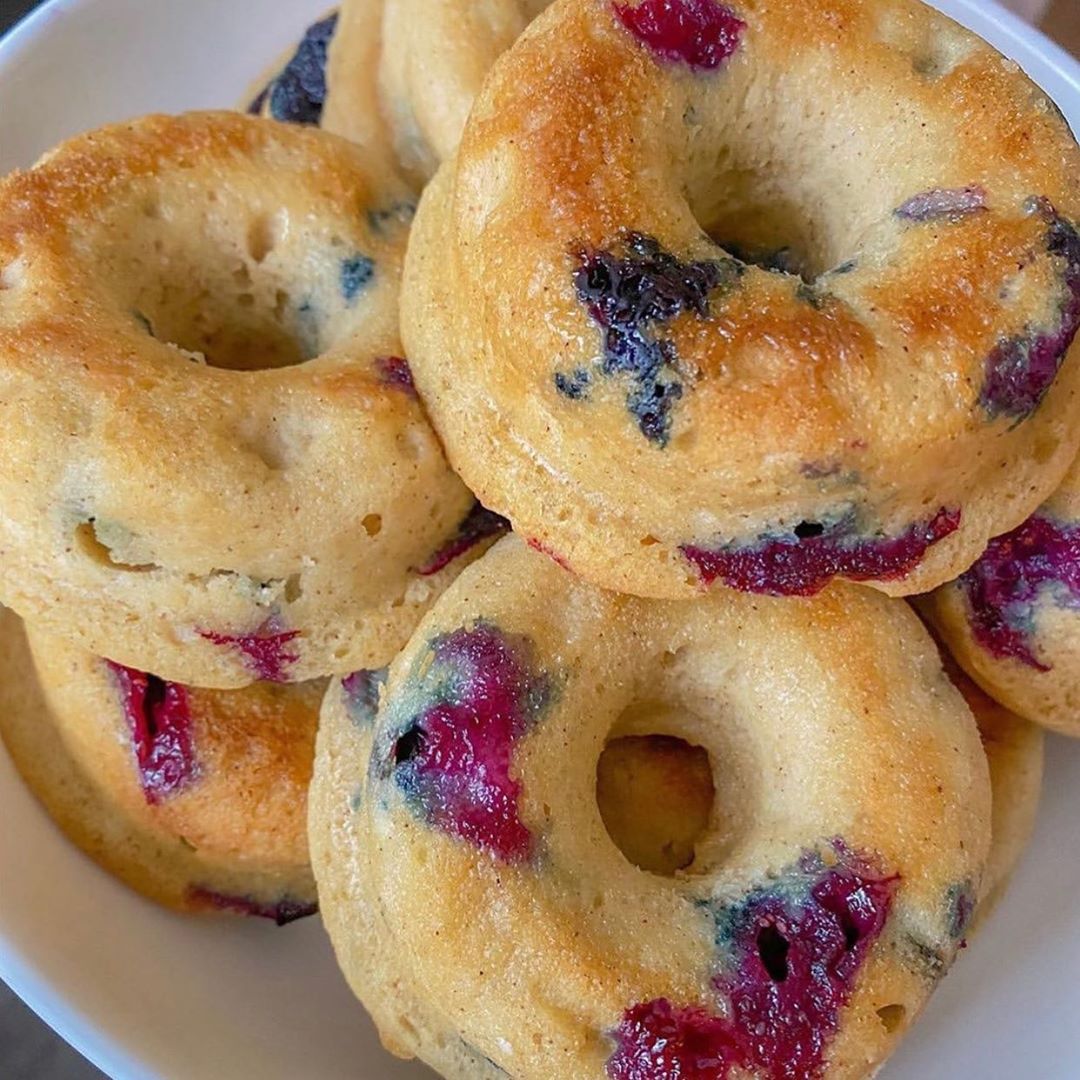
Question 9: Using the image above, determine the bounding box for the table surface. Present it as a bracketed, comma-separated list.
[0, 0, 1076, 1077]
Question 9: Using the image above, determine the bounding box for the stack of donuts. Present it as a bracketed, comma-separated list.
[0, 104, 508, 919]
[0, 0, 1077, 1076]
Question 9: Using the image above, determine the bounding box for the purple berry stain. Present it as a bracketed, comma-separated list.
[377, 355, 417, 396]
[106, 661, 197, 805]
[571, 231, 741, 445]
[199, 620, 300, 683]
[682, 506, 960, 596]
[187, 886, 317, 926]
[378, 622, 551, 863]
[957, 512, 1080, 671]
[895, 186, 987, 224]
[417, 503, 510, 576]
[527, 537, 572, 571]
[264, 13, 337, 125]
[946, 882, 976, 945]
[980, 200, 1080, 421]
[613, 0, 745, 70]
[607, 842, 899, 1080]
[341, 668, 387, 728]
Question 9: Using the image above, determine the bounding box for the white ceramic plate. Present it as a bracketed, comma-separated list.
[0, 2, 1078, 1077]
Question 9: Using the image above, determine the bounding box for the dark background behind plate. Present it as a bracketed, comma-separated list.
[0, 0, 34, 29]
[0, 0, 1076, 1077]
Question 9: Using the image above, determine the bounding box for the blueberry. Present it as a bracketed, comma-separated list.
[341, 255, 375, 303]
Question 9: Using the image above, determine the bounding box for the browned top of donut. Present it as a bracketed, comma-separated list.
[404, 0, 1080, 598]
[0, 111, 461, 580]
[0, 111, 400, 398]
[455, 0, 1078, 450]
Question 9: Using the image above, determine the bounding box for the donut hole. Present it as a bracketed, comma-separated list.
[86, 187, 335, 372]
[133, 283, 311, 372]
[682, 50, 952, 279]
[595, 734, 715, 877]
[704, 194, 818, 282]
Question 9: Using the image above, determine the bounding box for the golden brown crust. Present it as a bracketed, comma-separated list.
[0, 112, 477, 686]
[403, 0, 1080, 601]
[0, 610, 316, 915]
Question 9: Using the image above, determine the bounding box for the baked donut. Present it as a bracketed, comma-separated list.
[596, 734, 715, 877]
[949, 663, 1043, 923]
[0, 610, 317, 922]
[378, 0, 551, 180]
[925, 453, 1080, 737]
[403, 0, 1080, 601]
[248, 12, 338, 124]
[313, 536, 990, 1078]
[321, 0, 397, 170]
[0, 112, 501, 687]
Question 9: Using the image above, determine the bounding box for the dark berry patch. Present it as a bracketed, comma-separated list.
[957, 512, 1080, 670]
[341, 254, 375, 303]
[612, 0, 746, 70]
[895, 186, 987, 224]
[247, 86, 269, 116]
[608, 1001, 741, 1079]
[554, 369, 592, 400]
[342, 668, 387, 728]
[379, 622, 551, 863]
[682, 506, 960, 595]
[107, 662, 197, 804]
[979, 202, 1080, 422]
[265, 13, 338, 125]
[187, 886, 317, 926]
[418, 503, 510, 576]
[946, 881, 976, 943]
[572, 231, 740, 445]
[608, 843, 898, 1079]
[199, 621, 301, 683]
[376, 355, 417, 396]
